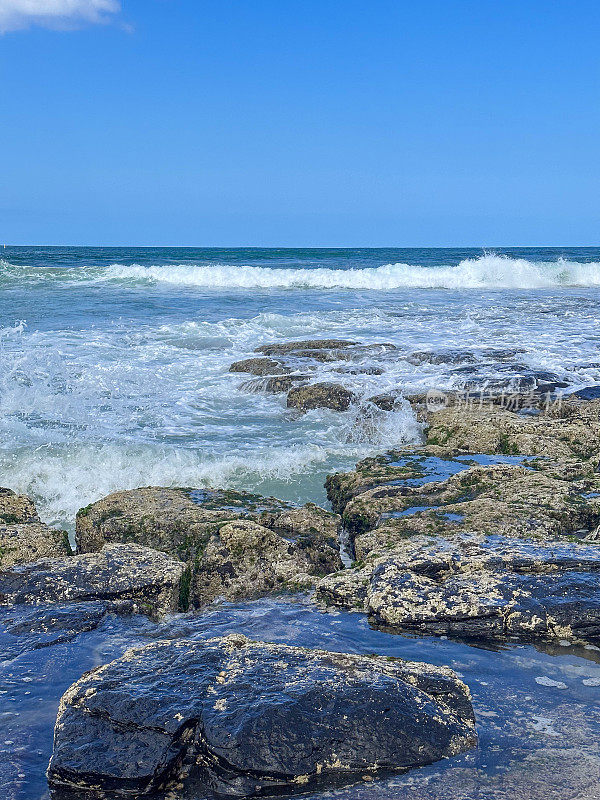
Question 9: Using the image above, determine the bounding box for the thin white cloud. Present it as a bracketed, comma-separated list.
[0, 0, 122, 32]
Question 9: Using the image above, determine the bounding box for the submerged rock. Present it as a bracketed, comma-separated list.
[229, 357, 289, 376]
[255, 338, 358, 355]
[287, 382, 356, 412]
[239, 374, 310, 394]
[0, 600, 134, 661]
[0, 544, 184, 616]
[318, 534, 600, 644]
[76, 487, 341, 609]
[47, 634, 476, 798]
[0, 488, 71, 568]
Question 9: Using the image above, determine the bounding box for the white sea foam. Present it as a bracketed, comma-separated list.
[3, 253, 600, 290]
[101, 254, 600, 290]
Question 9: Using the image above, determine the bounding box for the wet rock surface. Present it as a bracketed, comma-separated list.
[318, 534, 600, 643]
[0, 488, 71, 568]
[341, 461, 600, 544]
[76, 487, 342, 609]
[47, 633, 476, 798]
[239, 374, 310, 394]
[0, 601, 134, 661]
[287, 382, 357, 412]
[320, 398, 600, 646]
[228, 357, 290, 376]
[0, 544, 184, 616]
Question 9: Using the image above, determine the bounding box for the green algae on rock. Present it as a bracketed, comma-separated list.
[0, 488, 71, 568]
[76, 486, 342, 610]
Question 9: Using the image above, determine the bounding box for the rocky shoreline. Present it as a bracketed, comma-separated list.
[3, 338, 600, 798]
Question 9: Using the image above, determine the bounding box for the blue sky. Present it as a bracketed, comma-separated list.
[1, 0, 599, 246]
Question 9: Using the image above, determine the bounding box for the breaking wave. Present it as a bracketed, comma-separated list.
[102, 254, 600, 289]
[3, 254, 600, 290]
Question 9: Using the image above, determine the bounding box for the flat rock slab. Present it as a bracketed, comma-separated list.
[318, 534, 600, 644]
[0, 544, 184, 616]
[47, 634, 476, 798]
[334, 462, 600, 549]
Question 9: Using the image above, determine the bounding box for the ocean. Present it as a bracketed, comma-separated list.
[3, 245, 600, 800]
[1, 245, 600, 532]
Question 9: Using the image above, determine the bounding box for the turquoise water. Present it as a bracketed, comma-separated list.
[1, 246, 600, 530]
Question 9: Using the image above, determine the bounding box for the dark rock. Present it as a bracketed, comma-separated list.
[333, 365, 385, 375]
[406, 350, 477, 366]
[367, 391, 405, 411]
[255, 339, 358, 356]
[239, 374, 310, 394]
[47, 634, 476, 798]
[570, 386, 600, 401]
[287, 382, 357, 412]
[0, 601, 133, 661]
[0, 544, 184, 616]
[229, 357, 289, 376]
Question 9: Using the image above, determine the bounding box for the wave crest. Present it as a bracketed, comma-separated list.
[103, 254, 600, 290]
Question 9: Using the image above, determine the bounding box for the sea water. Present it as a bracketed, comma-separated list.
[1, 246, 600, 531]
[2, 246, 600, 799]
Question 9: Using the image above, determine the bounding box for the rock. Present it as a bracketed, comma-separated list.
[0, 544, 184, 616]
[47, 634, 476, 798]
[424, 402, 600, 461]
[287, 382, 357, 412]
[367, 391, 405, 411]
[333, 365, 385, 375]
[569, 386, 600, 401]
[76, 487, 341, 609]
[76, 487, 290, 555]
[0, 601, 134, 661]
[239, 374, 310, 394]
[0, 522, 71, 568]
[0, 488, 71, 568]
[317, 534, 600, 645]
[258, 502, 342, 571]
[192, 517, 339, 605]
[255, 339, 358, 355]
[339, 462, 600, 546]
[325, 453, 430, 514]
[0, 487, 39, 524]
[229, 357, 289, 376]
[406, 350, 478, 366]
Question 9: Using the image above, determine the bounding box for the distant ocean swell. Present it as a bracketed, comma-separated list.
[3, 254, 600, 289]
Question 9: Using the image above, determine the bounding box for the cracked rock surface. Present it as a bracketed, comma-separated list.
[47, 633, 476, 798]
